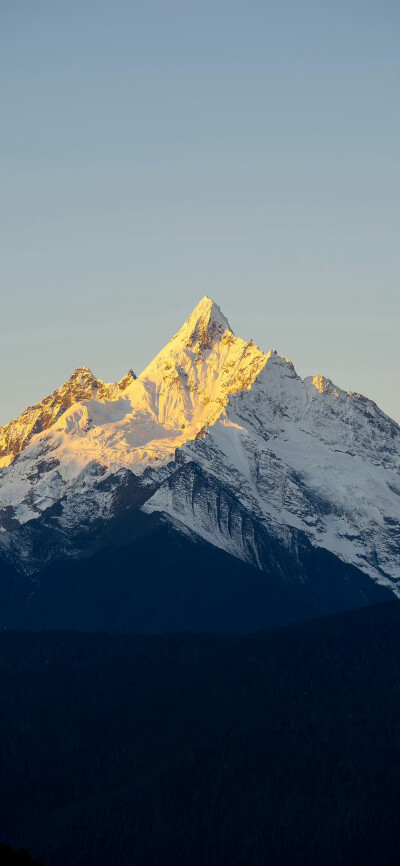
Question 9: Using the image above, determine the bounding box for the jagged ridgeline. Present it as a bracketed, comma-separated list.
[0, 297, 399, 632]
[0, 367, 137, 464]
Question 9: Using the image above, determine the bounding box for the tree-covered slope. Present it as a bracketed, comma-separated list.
[1, 601, 399, 866]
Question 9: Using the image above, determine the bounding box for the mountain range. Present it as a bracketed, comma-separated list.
[0, 297, 399, 632]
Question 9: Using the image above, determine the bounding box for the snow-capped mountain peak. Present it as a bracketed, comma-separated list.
[0, 364, 136, 469]
[0, 298, 399, 596]
[170, 295, 233, 353]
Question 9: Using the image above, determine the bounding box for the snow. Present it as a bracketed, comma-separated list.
[0, 296, 399, 591]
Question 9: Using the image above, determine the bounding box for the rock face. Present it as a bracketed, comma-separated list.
[0, 296, 399, 631]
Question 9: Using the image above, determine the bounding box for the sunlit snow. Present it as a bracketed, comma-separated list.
[0, 296, 399, 589]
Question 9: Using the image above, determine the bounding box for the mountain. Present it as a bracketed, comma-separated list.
[0, 297, 399, 631]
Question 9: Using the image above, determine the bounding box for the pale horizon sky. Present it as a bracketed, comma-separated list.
[1, 0, 399, 424]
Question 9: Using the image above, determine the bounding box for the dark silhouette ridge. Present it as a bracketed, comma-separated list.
[0, 845, 43, 865]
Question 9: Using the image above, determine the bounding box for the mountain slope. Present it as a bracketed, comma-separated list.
[0, 469, 391, 633]
[0, 296, 399, 627]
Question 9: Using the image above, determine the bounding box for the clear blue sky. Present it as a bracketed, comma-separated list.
[1, 0, 399, 424]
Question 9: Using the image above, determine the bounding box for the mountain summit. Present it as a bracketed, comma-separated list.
[171, 295, 232, 352]
[0, 297, 399, 630]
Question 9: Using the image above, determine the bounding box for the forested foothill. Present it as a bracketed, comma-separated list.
[0, 600, 399, 866]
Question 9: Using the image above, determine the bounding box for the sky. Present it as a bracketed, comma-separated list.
[1, 0, 399, 424]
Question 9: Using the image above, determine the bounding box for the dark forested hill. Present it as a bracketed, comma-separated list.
[1, 601, 399, 866]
